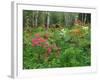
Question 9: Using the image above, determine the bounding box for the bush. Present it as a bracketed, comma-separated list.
[23, 26, 91, 69]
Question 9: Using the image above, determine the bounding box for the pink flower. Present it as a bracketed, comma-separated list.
[47, 47, 52, 54]
[32, 34, 47, 47]
[37, 37, 46, 43]
[32, 38, 40, 46]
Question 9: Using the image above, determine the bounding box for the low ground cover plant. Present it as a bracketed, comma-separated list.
[23, 25, 91, 69]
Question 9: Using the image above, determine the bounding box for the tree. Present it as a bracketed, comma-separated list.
[35, 11, 38, 27]
[47, 12, 50, 29]
[23, 10, 33, 28]
[78, 13, 91, 25]
[23, 10, 91, 28]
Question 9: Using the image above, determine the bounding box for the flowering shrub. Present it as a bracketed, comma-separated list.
[31, 33, 53, 61]
[23, 26, 91, 69]
[70, 28, 82, 36]
[32, 36, 46, 47]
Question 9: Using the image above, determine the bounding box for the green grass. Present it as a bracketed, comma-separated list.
[23, 26, 91, 69]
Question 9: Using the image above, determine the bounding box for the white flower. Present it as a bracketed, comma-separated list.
[82, 26, 89, 30]
[59, 29, 66, 36]
[61, 29, 66, 34]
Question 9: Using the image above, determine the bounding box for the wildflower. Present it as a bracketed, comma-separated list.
[61, 29, 66, 33]
[70, 29, 81, 34]
[34, 33, 40, 38]
[47, 47, 52, 54]
[60, 28, 66, 36]
[32, 34, 47, 47]
[82, 26, 89, 30]
[32, 38, 41, 46]
[37, 37, 46, 43]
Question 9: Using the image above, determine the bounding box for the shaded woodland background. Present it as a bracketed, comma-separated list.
[23, 10, 91, 29]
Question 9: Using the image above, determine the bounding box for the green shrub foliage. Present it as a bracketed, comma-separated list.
[23, 26, 91, 69]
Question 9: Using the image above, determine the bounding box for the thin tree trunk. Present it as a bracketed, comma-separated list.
[84, 14, 87, 25]
[64, 13, 67, 27]
[47, 12, 50, 30]
[35, 11, 38, 27]
[68, 15, 71, 26]
[32, 12, 35, 27]
[42, 12, 45, 27]
[82, 13, 84, 26]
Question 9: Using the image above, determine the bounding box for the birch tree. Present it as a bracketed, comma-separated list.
[35, 11, 38, 27]
[84, 14, 87, 25]
[46, 12, 50, 30]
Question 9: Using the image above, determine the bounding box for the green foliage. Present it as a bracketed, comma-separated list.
[23, 10, 91, 69]
[23, 10, 91, 28]
[23, 26, 91, 69]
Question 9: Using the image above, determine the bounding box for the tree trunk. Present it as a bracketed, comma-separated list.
[47, 12, 50, 30]
[35, 11, 38, 27]
[82, 13, 84, 26]
[32, 12, 35, 27]
[64, 13, 67, 27]
[84, 14, 87, 25]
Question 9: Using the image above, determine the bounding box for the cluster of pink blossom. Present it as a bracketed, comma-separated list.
[32, 33, 52, 54]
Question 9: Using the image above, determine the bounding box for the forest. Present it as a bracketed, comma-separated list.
[23, 10, 91, 69]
